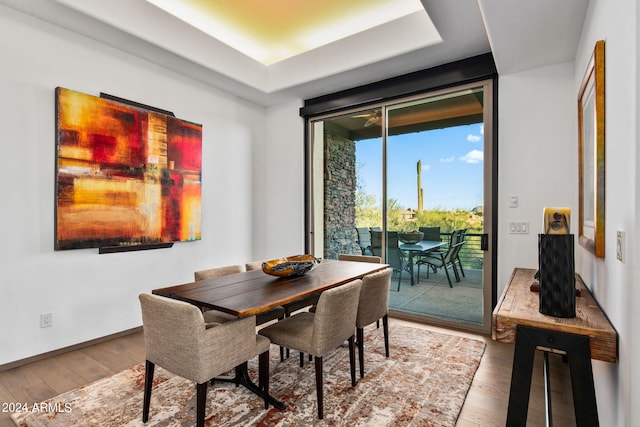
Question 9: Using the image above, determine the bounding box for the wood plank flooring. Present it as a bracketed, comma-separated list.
[0, 319, 576, 426]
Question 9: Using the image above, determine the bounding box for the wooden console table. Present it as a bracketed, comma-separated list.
[493, 268, 617, 427]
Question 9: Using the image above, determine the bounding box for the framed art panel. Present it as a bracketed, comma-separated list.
[55, 87, 202, 250]
[577, 40, 605, 258]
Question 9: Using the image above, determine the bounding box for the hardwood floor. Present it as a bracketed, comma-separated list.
[0, 319, 576, 426]
[394, 319, 577, 427]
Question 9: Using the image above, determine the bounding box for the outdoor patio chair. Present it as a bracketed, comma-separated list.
[371, 231, 409, 291]
[416, 239, 466, 287]
[356, 227, 373, 255]
[419, 226, 441, 242]
[451, 229, 467, 278]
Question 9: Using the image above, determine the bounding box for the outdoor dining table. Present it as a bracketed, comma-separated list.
[399, 240, 446, 286]
[152, 258, 389, 409]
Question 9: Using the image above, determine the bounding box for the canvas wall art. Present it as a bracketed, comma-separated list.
[55, 87, 202, 250]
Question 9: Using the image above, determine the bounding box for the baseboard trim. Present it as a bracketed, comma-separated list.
[0, 326, 143, 372]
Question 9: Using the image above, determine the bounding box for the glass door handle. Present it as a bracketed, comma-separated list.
[480, 233, 489, 251]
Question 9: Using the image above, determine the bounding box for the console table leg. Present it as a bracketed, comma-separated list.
[508, 326, 599, 427]
[506, 326, 537, 426]
[543, 352, 553, 427]
[566, 335, 599, 427]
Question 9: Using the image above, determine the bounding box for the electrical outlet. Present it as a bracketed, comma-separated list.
[617, 231, 625, 262]
[40, 312, 53, 328]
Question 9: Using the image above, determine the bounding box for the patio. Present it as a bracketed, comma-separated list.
[388, 266, 484, 325]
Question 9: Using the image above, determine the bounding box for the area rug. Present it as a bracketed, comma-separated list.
[11, 325, 485, 427]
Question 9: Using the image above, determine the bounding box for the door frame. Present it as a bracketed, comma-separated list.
[301, 56, 498, 334]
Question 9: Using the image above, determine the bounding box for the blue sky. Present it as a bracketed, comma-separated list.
[356, 123, 484, 211]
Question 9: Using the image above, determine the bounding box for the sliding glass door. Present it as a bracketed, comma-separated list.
[306, 81, 494, 333]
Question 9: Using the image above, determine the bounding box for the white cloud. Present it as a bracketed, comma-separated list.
[440, 156, 455, 163]
[460, 149, 484, 164]
[480, 124, 484, 135]
[467, 134, 481, 142]
[422, 163, 431, 171]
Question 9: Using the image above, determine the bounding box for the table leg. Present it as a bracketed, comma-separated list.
[408, 252, 415, 286]
[214, 362, 286, 410]
[506, 326, 537, 426]
[543, 352, 553, 427]
[506, 325, 599, 427]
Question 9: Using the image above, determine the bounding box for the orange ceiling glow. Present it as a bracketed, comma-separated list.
[145, 0, 426, 65]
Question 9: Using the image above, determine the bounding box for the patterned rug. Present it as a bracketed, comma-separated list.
[11, 325, 485, 427]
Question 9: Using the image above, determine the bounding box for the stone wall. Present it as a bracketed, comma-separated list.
[323, 132, 361, 259]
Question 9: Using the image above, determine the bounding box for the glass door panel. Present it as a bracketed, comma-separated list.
[309, 109, 382, 260]
[307, 81, 493, 333]
[385, 87, 487, 328]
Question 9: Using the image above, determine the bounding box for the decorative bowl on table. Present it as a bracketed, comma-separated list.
[262, 254, 321, 277]
[398, 231, 424, 244]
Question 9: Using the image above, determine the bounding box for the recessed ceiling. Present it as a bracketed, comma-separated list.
[146, 0, 426, 65]
[0, 0, 589, 106]
[39, 0, 449, 103]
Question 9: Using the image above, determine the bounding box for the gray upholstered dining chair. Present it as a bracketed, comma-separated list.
[194, 264, 244, 281]
[195, 264, 285, 326]
[356, 268, 392, 378]
[337, 253, 383, 330]
[246, 259, 318, 318]
[247, 258, 321, 360]
[245, 260, 264, 271]
[258, 279, 362, 420]
[300, 254, 382, 368]
[193, 264, 245, 323]
[138, 294, 271, 427]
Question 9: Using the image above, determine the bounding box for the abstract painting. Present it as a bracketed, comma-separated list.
[55, 87, 202, 250]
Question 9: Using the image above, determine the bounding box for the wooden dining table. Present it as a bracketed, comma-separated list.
[152, 258, 389, 410]
[153, 259, 388, 317]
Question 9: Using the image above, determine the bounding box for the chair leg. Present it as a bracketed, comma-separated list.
[443, 264, 454, 288]
[314, 356, 324, 419]
[259, 350, 270, 409]
[451, 263, 461, 282]
[357, 327, 365, 379]
[397, 270, 402, 292]
[196, 382, 208, 427]
[280, 346, 284, 362]
[383, 314, 390, 358]
[300, 351, 305, 367]
[457, 256, 465, 277]
[349, 335, 357, 386]
[142, 360, 155, 422]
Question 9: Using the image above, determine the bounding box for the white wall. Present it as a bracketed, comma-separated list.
[0, 5, 267, 364]
[499, 1, 639, 425]
[572, 0, 638, 425]
[497, 62, 577, 290]
[251, 100, 306, 261]
[3, 3, 639, 425]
